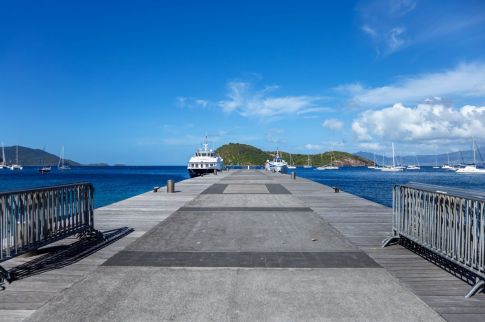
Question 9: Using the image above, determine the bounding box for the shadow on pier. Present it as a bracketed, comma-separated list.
[4, 227, 134, 283]
[400, 237, 482, 291]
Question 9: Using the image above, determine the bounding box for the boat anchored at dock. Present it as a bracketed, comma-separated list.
[265, 149, 288, 173]
[187, 137, 224, 178]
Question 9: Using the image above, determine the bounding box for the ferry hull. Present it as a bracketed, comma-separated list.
[188, 168, 220, 178]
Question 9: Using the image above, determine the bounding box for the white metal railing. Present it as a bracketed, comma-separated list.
[383, 183, 485, 298]
[0, 183, 98, 283]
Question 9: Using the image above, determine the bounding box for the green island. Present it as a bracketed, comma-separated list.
[216, 143, 372, 167]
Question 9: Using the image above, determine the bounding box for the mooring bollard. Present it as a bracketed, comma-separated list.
[333, 187, 340, 193]
[291, 172, 296, 180]
[167, 180, 175, 193]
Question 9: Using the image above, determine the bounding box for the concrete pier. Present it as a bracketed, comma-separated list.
[1, 170, 484, 321]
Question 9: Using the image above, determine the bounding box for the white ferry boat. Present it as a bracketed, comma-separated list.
[187, 137, 224, 177]
[265, 149, 288, 173]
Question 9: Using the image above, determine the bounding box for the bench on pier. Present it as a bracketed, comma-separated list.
[382, 183, 485, 298]
[0, 183, 103, 286]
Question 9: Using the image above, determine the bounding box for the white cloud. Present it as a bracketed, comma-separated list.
[352, 102, 485, 144]
[387, 27, 406, 53]
[358, 142, 381, 151]
[303, 144, 324, 151]
[389, 0, 416, 16]
[265, 128, 287, 145]
[361, 24, 377, 37]
[322, 119, 343, 130]
[218, 81, 324, 118]
[177, 96, 209, 109]
[340, 62, 485, 106]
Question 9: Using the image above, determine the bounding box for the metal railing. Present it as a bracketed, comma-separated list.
[382, 183, 485, 298]
[1, 183, 98, 268]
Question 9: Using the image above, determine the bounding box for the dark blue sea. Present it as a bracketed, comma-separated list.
[1, 166, 485, 208]
[0, 166, 189, 208]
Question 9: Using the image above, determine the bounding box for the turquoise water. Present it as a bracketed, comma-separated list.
[1, 166, 484, 209]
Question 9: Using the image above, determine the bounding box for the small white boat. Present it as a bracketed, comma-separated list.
[58, 146, 71, 170]
[441, 153, 456, 170]
[0, 142, 7, 169]
[9, 145, 23, 171]
[406, 155, 421, 170]
[316, 153, 339, 170]
[303, 155, 312, 168]
[368, 153, 377, 169]
[287, 154, 296, 169]
[380, 143, 402, 172]
[381, 166, 403, 172]
[456, 139, 485, 174]
[39, 166, 51, 174]
[265, 148, 288, 173]
[456, 165, 485, 174]
[406, 165, 420, 170]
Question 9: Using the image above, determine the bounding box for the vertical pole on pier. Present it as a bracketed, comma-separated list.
[167, 180, 175, 193]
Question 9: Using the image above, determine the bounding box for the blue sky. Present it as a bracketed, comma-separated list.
[1, 0, 485, 165]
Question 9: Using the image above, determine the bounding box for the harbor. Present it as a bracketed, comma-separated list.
[1, 170, 485, 321]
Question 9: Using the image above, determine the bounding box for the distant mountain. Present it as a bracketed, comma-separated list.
[217, 143, 372, 166]
[0, 146, 81, 166]
[355, 146, 485, 166]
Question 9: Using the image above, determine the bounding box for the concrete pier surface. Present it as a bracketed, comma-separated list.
[1, 170, 484, 321]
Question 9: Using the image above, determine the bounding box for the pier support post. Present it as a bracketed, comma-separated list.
[167, 180, 175, 193]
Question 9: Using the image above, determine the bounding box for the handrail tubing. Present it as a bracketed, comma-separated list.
[0, 182, 94, 197]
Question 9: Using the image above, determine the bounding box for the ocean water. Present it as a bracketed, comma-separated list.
[1, 166, 484, 209]
[0, 166, 189, 208]
[295, 166, 485, 207]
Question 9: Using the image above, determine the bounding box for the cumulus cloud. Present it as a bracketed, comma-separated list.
[340, 62, 485, 106]
[352, 102, 485, 144]
[218, 81, 324, 118]
[322, 119, 343, 130]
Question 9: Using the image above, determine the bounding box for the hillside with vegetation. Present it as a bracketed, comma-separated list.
[216, 143, 372, 166]
[1, 146, 80, 166]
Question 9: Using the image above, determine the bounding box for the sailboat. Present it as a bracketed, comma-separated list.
[433, 155, 440, 169]
[58, 146, 71, 170]
[406, 155, 421, 170]
[303, 155, 312, 168]
[287, 153, 296, 169]
[456, 139, 485, 174]
[316, 152, 339, 170]
[367, 152, 377, 169]
[39, 148, 51, 174]
[380, 143, 402, 172]
[0, 142, 7, 169]
[441, 153, 456, 170]
[9, 145, 23, 170]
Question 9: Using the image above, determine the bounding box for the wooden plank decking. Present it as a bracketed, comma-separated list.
[0, 170, 484, 321]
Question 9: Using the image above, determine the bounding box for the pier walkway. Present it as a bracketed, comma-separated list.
[1, 170, 484, 321]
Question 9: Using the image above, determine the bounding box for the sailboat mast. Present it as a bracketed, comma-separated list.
[16, 145, 19, 164]
[473, 138, 476, 165]
[1, 142, 5, 166]
[392, 143, 396, 167]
